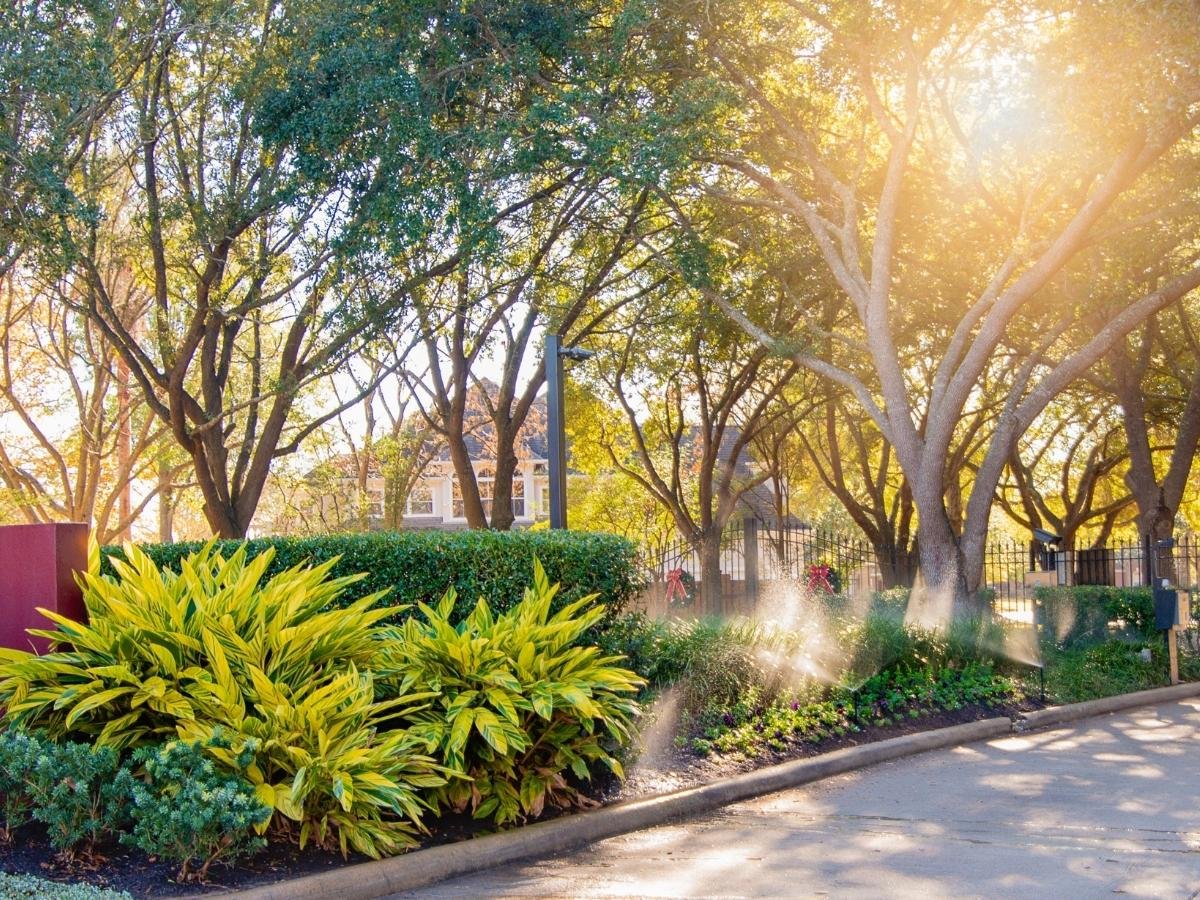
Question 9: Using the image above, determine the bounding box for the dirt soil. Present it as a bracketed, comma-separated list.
[0, 700, 1045, 897]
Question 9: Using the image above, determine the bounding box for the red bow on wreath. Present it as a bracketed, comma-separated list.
[664, 567, 688, 602]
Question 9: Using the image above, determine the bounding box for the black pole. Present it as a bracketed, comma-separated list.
[744, 516, 758, 605]
[545, 334, 568, 529]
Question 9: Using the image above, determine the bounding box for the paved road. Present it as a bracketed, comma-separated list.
[400, 699, 1200, 899]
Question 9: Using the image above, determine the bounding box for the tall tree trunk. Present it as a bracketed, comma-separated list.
[910, 473, 979, 620]
[1109, 341, 1200, 581]
[156, 451, 174, 543]
[489, 427, 519, 531]
[913, 527, 972, 620]
[115, 356, 132, 542]
[445, 431, 488, 529]
[699, 531, 724, 617]
[875, 540, 918, 590]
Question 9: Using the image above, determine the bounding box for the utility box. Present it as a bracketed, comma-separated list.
[0, 523, 88, 654]
[1153, 587, 1191, 631]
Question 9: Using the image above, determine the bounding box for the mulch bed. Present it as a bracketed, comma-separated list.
[0, 700, 1046, 897]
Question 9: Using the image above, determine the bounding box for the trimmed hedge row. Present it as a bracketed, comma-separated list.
[1033, 585, 1157, 646]
[101, 530, 644, 621]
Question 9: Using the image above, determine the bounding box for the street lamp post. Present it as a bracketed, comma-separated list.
[545, 334, 594, 529]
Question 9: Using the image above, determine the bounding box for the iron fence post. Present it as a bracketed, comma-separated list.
[744, 516, 758, 606]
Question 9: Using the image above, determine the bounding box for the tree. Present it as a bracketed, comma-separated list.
[323, 353, 438, 532]
[50, 0, 616, 537]
[994, 392, 1131, 553]
[0, 0, 139, 281]
[594, 275, 805, 613]
[0, 188, 189, 541]
[564, 381, 679, 557]
[647, 0, 1200, 611]
[1102, 302, 1200, 582]
[404, 178, 669, 529]
[792, 390, 918, 588]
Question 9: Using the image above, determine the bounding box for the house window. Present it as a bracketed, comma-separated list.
[406, 481, 434, 516]
[452, 468, 494, 518]
[365, 480, 384, 519]
[532, 463, 548, 517]
[512, 477, 525, 518]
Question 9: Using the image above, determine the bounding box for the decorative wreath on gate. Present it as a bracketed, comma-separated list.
[805, 562, 841, 595]
[664, 567, 698, 608]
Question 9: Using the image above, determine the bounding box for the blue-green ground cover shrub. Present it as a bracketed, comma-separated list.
[100, 530, 642, 622]
[26, 739, 127, 855]
[0, 873, 131, 899]
[0, 728, 38, 838]
[114, 737, 270, 880]
[0, 730, 267, 873]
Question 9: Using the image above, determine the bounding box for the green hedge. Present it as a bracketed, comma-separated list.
[101, 530, 643, 621]
[1033, 585, 1157, 647]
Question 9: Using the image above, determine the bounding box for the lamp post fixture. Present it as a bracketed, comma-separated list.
[545, 334, 594, 529]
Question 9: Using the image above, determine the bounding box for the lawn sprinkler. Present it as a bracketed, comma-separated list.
[1028, 660, 1045, 704]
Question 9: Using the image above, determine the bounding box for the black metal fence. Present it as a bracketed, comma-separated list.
[644, 522, 877, 581]
[641, 521, 1200, 621]
[640, 520, 881, 616]
[986, 533, 1200, 620]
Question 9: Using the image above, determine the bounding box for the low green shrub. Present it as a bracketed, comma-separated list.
[647, 618, 777, 709]
[839, 614, 1007, 680]
[603, 615, 818, 711]
[0, 728, 38, 838]
[683, 662, 1019, 757]
[100, 530, 643, 622]
[869, 587, 912, 616]
[605, 607, 1014, 715]
[0, 873, 131, 899]
[1041, 638, 1166, 703]
[115, 737, 270, 881]
[27, 739, 126, 855]
[593, 612, 673, 689]
[381, 562, 643, 826]
[1034, 586, 1156, 646]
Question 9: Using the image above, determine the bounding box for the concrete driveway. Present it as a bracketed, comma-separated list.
[400, 699, 1200, 899]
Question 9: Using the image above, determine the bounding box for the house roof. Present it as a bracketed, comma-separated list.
[434, 382, 549, 462]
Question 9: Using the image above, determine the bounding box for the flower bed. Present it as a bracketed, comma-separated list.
[1, 549, 1194, 896]
[0, 543, 641, 888]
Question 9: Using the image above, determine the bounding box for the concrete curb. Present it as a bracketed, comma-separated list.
[1014, 680, 1200, 732]
[229, 717, 1010, 900]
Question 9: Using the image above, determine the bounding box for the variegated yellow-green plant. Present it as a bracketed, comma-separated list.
[0, 541, 445, 858]
[379, 560, 643, 826]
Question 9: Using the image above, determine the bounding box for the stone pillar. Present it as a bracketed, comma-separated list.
[0, 523, 89, 654]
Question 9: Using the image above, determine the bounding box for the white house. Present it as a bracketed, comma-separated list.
[306, 382, 552, 531]
[400, 458, 551, 528]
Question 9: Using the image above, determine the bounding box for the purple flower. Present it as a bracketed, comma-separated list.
[722, 713, 736, 727]
[790, 700, 800, 711]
